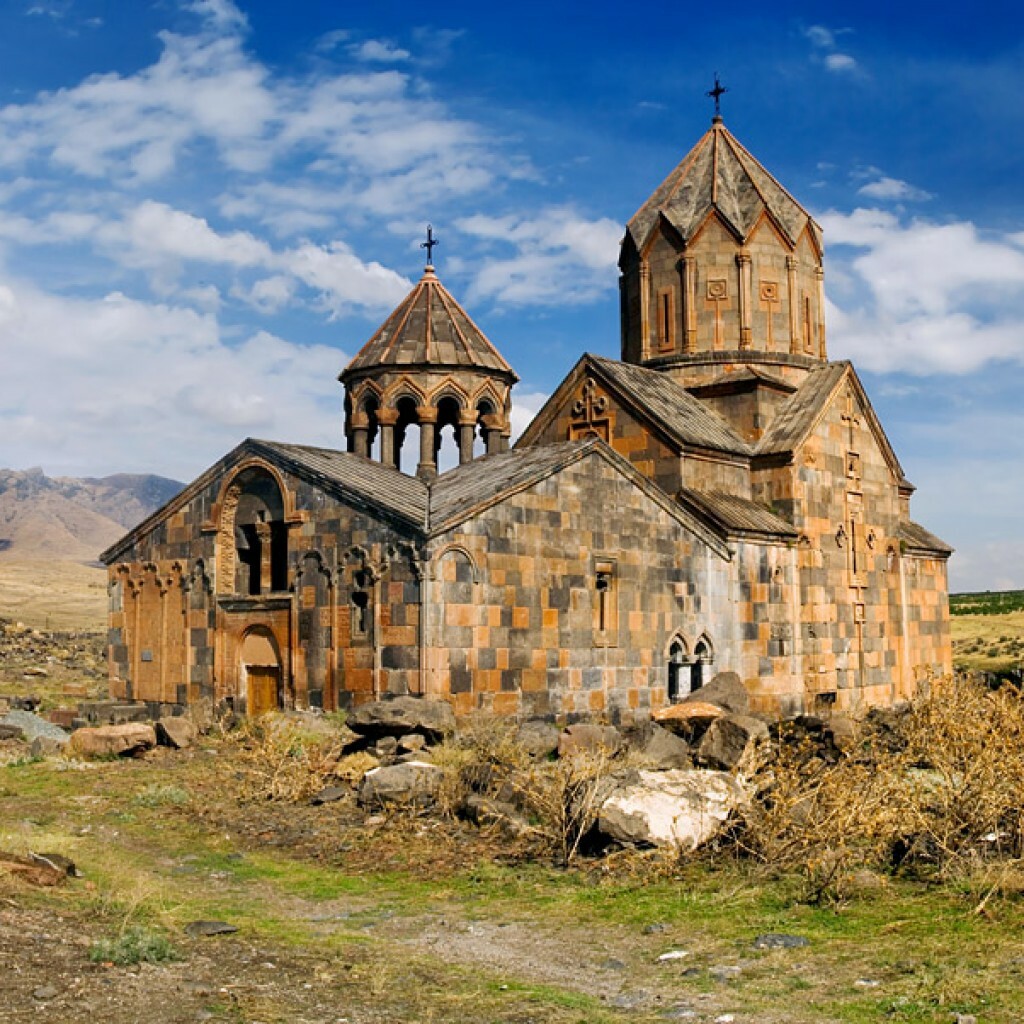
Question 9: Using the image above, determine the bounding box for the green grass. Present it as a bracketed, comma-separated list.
[951, 589, 1024, 615]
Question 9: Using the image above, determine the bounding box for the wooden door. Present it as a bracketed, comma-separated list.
[247, 665, 280, 716]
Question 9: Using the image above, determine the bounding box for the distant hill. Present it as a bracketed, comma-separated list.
[0, 467, 183, 564]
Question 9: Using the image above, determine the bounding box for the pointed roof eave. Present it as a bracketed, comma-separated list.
[754, 362, 904, 481]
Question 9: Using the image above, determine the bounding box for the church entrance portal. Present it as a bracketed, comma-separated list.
[240, 629, 282, 715]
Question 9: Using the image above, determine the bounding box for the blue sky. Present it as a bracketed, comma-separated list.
[0, 0, 1022, 591]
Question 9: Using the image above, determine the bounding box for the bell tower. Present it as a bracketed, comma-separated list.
[619, 104, 826, 391]
[340, 229, 518, 479]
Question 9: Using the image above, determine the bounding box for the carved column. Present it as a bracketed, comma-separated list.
[736, 251, 753, 350]
[255, 521, 272, 594]
[639, 259, 651, 360]
[376, 408, 398, 468]
[458, 414, 477, 465]
[482, 414, 502, 455]
[350, 413, 369, 458]
[786, 256, 800, 355]
[416, 406, 438, 480]
[680, 255, 697, 353]
[815, 265, 827, 359]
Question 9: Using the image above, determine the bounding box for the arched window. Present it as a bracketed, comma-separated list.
[667, 637, 689, 702]
[692, 635, 713, 692]
[435, 395, 463, 471]
[394, 395, 421, 475]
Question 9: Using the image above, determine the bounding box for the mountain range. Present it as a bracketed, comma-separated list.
[0, 467, 183, 564]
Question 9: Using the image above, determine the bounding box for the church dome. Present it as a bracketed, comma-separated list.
[625, 119, 822, 256]
[619, 117, 827, 390]
[340, 258, 517, 480]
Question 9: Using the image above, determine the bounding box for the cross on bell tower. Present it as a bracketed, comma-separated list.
[421, 224, 439, 267]
[706, 73, 727, 123]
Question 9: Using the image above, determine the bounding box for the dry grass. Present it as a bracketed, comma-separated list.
[0, 559, 106, 631]
[735, 676, 1024, 900]
[952, 610, 1024, 673]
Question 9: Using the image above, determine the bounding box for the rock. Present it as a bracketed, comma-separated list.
[397, 732, 426, 753]
[557, 722, 621, 758]
[827, 712, 857, 750]
[652, 701, 726, 734]
[697, 714, 769, 771]
[460, 793, 529, 835]
[357, 760, 446, 808]
[22, 666, 49, 678]
[154, 716, 196, 749]
[30, 852, 80, 877]
[310, 785, 347, 806]
[32, 985, 58, 1000]
[347, 697, 456, 741]
[642, 922, 668, 935]
[0, 710, 68, 745]
[685, 671, 749, 715]
[374, 736, 398, 758]
[753, 933, 809, 949]
[0, 723, 24, 741]
[516, 719, 560, 758]
[30, 735, 66, 757]
[597, 768, 747, 851]
[630, 721, 691, 769]
[155, 717, 197, 750]
[69, 723, 156, 758]
[185, 920, 238, 937]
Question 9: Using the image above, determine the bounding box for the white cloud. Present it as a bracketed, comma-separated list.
[457, 208, 621, 305]
[349, 39, 411, 63]
[822, 207, 1024, 373]
[0, 273, 347, 479]
[803, 23, 859, 74]
[824, 53, 858, 73]
[857, 176, 932, 202]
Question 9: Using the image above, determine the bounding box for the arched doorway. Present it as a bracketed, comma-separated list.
[240, 627, 282, 716]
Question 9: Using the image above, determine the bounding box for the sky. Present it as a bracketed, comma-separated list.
[0, 0, 1022, 592]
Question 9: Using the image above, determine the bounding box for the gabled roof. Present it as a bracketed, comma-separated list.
[518, 353, 751, 458]
[754, 362, 904, 480]
[100, 439, 432, 562]
[341, 266, 516, 381]
[755, 363, 848, 456]
[677, 488, 797, 540]
[102, 435, 735, 564]
[626, 119, 823, 255]
[899, 520, 954, 558]
[428, 440, 731, 556]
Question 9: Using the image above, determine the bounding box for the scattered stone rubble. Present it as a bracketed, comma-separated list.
[0, 668, 865, 856]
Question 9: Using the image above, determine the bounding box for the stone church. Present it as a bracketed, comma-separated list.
[100, 112, 952, 722]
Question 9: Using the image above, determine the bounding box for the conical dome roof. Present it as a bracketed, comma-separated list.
[626, 119, 822, 254]
[342, 266, 517, 381]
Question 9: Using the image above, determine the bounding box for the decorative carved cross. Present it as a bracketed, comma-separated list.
[572, 377, 608, 425]
[706, 73, 727, 119]
[421, 224, 439, 265]
[840, 389, 861, 449]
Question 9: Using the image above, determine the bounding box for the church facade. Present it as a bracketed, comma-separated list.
[100, 115, 952, 722]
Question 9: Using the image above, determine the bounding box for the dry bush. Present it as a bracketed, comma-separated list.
[735, 676, 1024, 899]
[432, 715, 628, 866]
[230, 715, 345, 802]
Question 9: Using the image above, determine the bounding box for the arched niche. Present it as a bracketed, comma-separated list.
[216, 464, 291, 596]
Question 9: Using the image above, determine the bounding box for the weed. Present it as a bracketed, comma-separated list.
[88, 925, 179, 965]
[133, 783, 190, 807]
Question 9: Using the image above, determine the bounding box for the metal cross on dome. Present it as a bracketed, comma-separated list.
[706, 73, 727, 119]
[421, 224, 439, 266]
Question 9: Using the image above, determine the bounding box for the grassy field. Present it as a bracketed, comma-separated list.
[0, 559, 107, 631]
[3, 742, 1024, 1023]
